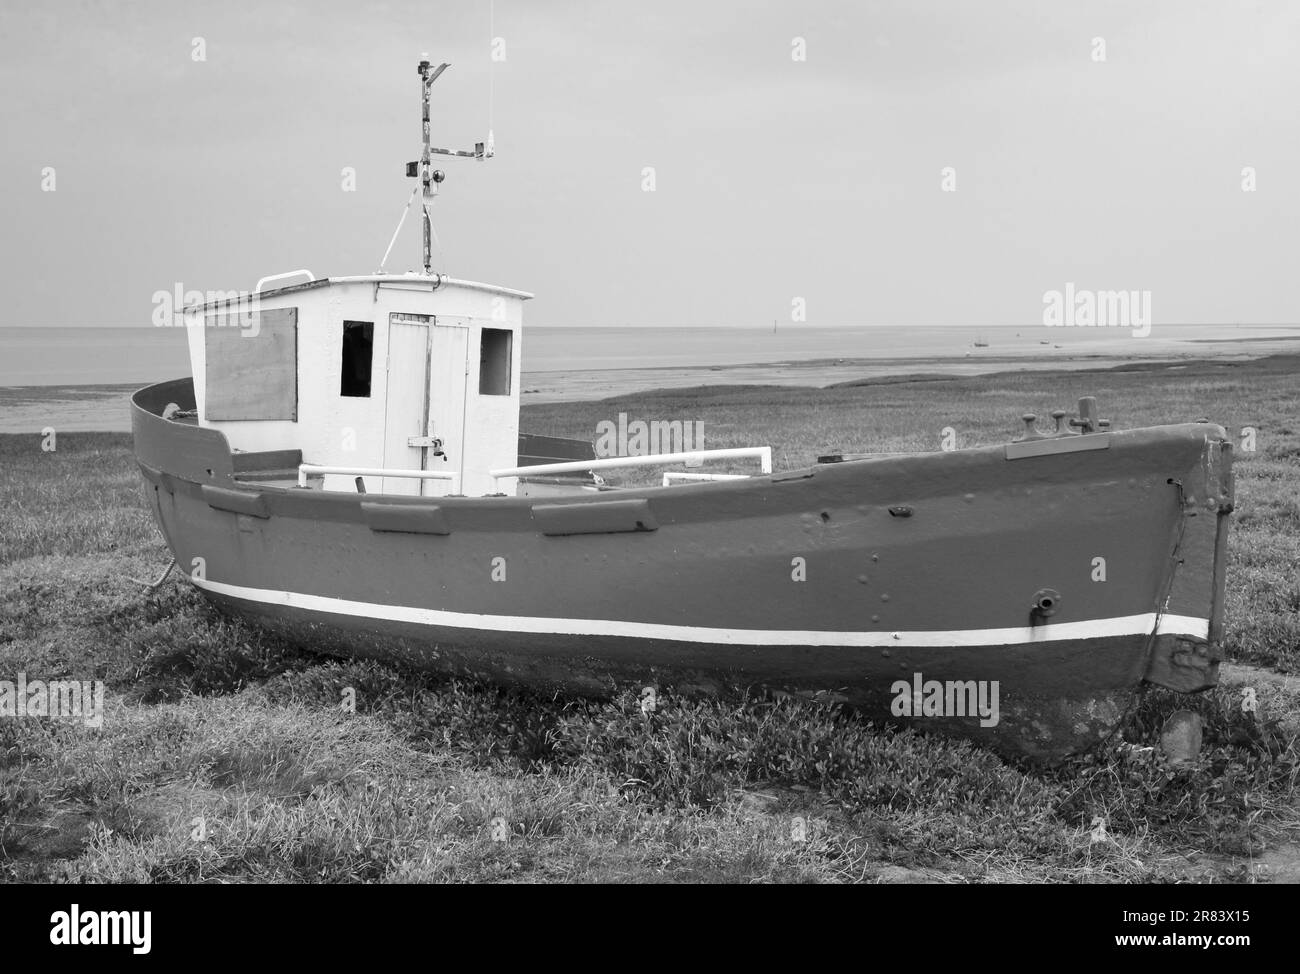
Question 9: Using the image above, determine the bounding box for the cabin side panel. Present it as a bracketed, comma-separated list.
[462, 318, 522, 496]
[194, 295, 324, 454]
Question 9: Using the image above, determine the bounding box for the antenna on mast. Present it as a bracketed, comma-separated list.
[407, 55, 495, 276]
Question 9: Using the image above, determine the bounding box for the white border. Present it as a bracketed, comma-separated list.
[192, 578, 1209, 648]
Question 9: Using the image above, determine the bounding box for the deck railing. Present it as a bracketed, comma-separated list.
[300, 447, 771, 496]
[298, 464, 460, 494]
[488, 446, 772, 491]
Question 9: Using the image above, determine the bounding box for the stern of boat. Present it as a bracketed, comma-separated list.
[1141, 423, 1234, 694]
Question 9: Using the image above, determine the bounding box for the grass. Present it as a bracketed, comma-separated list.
[1, 355, 1299, 883]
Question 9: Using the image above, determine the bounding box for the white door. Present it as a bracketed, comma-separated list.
[382, 317, 430, 495]
[428, 321, 469, 495]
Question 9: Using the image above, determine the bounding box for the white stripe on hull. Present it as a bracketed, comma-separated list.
[192, 577, 1210, 649]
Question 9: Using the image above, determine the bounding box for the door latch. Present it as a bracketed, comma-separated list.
[407, 435, 446, 459]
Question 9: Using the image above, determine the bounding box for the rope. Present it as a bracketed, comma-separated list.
[129, 557, 176, 592]
[1143, 480, 1191, 658]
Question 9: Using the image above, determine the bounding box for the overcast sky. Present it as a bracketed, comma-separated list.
[1, 0, 1295, 327]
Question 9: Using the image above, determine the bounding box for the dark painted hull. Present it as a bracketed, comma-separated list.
[131, 378, 1234, 760]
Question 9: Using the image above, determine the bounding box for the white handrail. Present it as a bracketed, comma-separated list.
[489, 446, 772, 488]
[298, 464, 460, 494]
[256, 269, 316, 293]
[662, 472, 751, 486]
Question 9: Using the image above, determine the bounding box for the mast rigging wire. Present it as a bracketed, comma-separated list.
[377, 184, 420, 273]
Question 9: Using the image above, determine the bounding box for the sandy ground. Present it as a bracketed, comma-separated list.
[2, 336, 1298, 433]
[518, 341, 1300, 403]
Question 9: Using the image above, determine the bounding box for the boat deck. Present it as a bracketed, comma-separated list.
[228, 446, 605, 497]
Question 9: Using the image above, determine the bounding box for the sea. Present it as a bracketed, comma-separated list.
[3, 323, 1298, 386]
[1, 323, 1297, 433]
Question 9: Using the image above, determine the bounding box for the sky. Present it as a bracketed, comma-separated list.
[0, 0, 1296, 328]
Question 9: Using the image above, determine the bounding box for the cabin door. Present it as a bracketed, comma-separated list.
[428, 319, 470, 495]
[382, 316, 431, 495]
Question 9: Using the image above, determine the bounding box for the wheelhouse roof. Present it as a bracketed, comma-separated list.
[191, 273, 533, 313]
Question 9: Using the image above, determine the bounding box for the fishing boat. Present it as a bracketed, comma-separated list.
[131, 60, 1234, 760]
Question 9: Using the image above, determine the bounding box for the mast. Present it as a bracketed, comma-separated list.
[417, 57, 446, 276]
[410, 55, 494, 276]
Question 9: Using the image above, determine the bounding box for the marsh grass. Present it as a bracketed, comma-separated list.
[1, 356, 1298, 882]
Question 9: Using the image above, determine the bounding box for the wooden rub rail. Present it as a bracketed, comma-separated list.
[489, 447, 772, 489]
[661, 472, 751, 486]
[298, 464, 461, 494]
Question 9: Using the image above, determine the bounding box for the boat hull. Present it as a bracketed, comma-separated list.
[131, 379, 1234, 760]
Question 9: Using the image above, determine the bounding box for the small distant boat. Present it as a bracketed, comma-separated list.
[973, 336, 989, 348]
[131, 60, 1234, 760]
[1040, 340, 1051, 345]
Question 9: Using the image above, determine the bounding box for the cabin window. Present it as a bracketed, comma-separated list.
[479, 327, 512, 396]
[340, 321, 374, 397]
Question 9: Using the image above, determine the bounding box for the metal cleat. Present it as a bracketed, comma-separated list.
[1015, 413, 1046, 442]
[1068, 396, 1110, 435]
